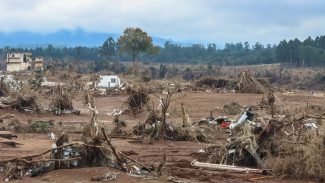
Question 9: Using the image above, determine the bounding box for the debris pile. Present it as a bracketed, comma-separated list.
[0, 77, 10, 96]
[49, 89, 79, 115]
[0, 131, 19, 148]
[195, 77, 237, 91]
[223, 102, 242, 115]
[133, 112, 219, 143]
[91, 171, 120, 181]
[0, 114, 20, 131]
[192, 72, 268, 94]
[0, 95, 41, 113]
[195, 115, 234, 130]
[237, 71, 266, 94]
[133, 120, 220, 143]
[133, 93, 223, 143]
[266, 118, 325, 180]
[207, 96, 325, 181]
[126, 88, 149, 114]
[110, 115, 128, 136]
[0, 98, 158, 182]
[0, 75, 20, 95]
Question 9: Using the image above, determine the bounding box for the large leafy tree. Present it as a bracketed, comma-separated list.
[118, 27, 155, 65]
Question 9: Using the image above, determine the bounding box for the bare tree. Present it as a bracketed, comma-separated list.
[86, 93, 99, 136]
[154, 91, 173, 139]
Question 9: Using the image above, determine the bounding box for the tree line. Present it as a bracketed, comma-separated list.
[0, 28, 324, 67]
[277, 36, 325, 67]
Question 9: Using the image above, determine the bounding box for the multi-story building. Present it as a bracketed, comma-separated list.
[6, 52, 44, 72]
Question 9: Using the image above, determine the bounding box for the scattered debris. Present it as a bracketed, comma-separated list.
[108, 109, 124, 116]
[91, 171, 119, 181]
[0, 138, 22, 148]
[0, 75, 20, 94]
[195, 77, 237, 90]
[237, 71, 265, 94]
[203, 93, 325, 181]
[49, 89, 79, 115]
[223, 102, 242, 115]
[168, 176, 192, 183]
[266, 120, 325, 180]
[0, 131, 17, 139]
[48, 132, 56, 140]
[195, 115, 234, 129]
[0, 95, 41, 113]
[110, 115, 128, 136]
[127, 89, 149, 114]
[0, 114, 21, 132]
[156, 154, 166, 176]
[228, 108, 254, 130]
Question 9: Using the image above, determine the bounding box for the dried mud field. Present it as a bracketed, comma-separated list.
[1, 91, 324, 183]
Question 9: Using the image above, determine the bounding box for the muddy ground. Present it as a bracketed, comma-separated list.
[1, 91, 324, 183]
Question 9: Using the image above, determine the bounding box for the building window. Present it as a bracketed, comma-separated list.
[111, 78, 116, 83]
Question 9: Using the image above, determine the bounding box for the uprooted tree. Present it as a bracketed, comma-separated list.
[126, 88, 149, 115]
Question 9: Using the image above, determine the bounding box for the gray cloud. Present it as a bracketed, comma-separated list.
[0, 0, 324, 45]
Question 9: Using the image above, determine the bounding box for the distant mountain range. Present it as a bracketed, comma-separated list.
[0, 29, 191, 48]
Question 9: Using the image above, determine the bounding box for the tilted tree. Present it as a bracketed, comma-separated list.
[118, 27, 156, 67]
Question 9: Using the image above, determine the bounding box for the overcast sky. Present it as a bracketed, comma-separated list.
[0, 0, 324, 45]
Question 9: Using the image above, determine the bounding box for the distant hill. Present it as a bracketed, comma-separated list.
[0, 29, 180, 48]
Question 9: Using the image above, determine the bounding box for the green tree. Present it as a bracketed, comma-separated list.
[118, 27, 155, 66]
[253, 42, 263, 51]
[100, 37, 117, 60]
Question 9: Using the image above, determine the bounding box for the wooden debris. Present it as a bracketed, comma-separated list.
[91, 172, 119, 181]
[191, 160, 267, 174]
[0, 131, 17, 139]
[101, 128, 127, 171]
[156, 154, 166, 176]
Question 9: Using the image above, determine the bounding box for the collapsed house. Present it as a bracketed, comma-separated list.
[96, 75, 121, 89]
[6, 52, 44, 72]
[94, 75, 125, 96]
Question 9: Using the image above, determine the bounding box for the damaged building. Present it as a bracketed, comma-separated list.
[6, 52, 44, 72]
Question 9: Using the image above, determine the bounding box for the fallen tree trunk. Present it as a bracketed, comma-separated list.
[101, 128, 126, 171]
[191, 160, 267, 174]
